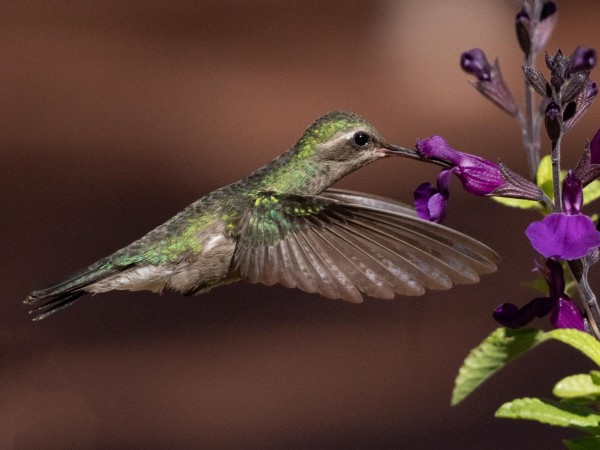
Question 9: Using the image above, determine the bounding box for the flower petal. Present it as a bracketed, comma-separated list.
[562, 170, 583, 214]
[416, 135, 461, 163]
[550, 296, 586, 331]
[545, 258, 565, 300]
[426, 193, 447, 223]
[525, 213, 600, 260]
[414, 182, 437, 219]
[493, 297, 554, 328]
[413, 182, 447, 223]
[455, 160, 505, 196]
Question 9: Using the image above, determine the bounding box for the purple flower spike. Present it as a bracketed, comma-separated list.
[570, 46, 597, 74]
[526, 213, 600, 260]
[591, 128, 600, 165]
[460, 49, 492, 81]
[416, 135, 504, 196]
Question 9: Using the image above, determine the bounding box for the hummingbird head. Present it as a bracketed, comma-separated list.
[295, 111, 429, 178]
[252, 111, 443, 195]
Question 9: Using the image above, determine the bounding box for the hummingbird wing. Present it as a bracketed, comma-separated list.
[320, 188, 417, 216]
[232, 192, 499, 302]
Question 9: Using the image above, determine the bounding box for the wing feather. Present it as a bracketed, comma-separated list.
[232, 192, 499, 302]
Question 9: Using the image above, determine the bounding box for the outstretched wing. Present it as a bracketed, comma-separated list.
[232, 192, 499, 302]
[320, 188, 418, 216]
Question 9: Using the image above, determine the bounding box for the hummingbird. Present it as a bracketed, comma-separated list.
[26, 111, 499, 320]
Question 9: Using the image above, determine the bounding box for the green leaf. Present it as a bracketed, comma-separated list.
[537, 155, 555, 201]
[491, 196, 542, 210]
[565, 280, 579, 298]
[590, 371, 600, 385]
[495, 397, 600, 431]
[452, 328, 600, 406]
[583, 180, 600, 206]
[521, 274, 550, 295]
[565, 435, 600, 450]
[545, 329, 600, 367]
[452, 328, 544, 406]
[553, 373, 600, 399]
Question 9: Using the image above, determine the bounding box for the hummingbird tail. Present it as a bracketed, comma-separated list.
[25, 291, 87, 321]
[25, 261, 126, 321]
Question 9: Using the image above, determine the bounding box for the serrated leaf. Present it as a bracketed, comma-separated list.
[452, 328, 544, 406]
[583, 180, 600, 205]
[564, 435, 600, 450]
[491, 196, 542, 210]
[452, 328, 600, 406]
[495, 397, 600, 430]
[553, 374, 600, 399]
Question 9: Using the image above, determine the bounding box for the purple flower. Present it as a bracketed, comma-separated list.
[460, 49, 518, 116]
[414, 136, 544, 211]
[569, 46, 597, 74]
[460, 49, 492, 81]
[515, 1, 558, 55]
[526, 214, 600, 260]
[493, 258, 585, 331]
[574, 128, 600, 186]
[544, 101, 562, 141]
[416, 136, 504, 196]
[413, 169, 451, 223]
[563, 80, 598, 134]
[526, 171, 600, 260]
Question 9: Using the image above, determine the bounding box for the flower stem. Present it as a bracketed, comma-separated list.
[551, 135, 563, 211]
[575, 261, 600, 340]
[522, 52, 541, 181]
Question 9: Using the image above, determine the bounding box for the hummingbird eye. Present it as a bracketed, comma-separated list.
[353, 131, 370, 147]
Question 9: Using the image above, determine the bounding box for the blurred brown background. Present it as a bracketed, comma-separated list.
[2, 0, 600, 448]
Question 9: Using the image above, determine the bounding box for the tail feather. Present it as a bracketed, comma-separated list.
[25, 260, 130, 320]
[27, 291, 86, 321]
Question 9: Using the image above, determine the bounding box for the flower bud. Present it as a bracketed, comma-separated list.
[570, 46, 597, 74]
[460, 49, 492, 81]
[544, 101, 562, 141]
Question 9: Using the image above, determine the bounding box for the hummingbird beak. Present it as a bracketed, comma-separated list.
[378, 143, 452, 169]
